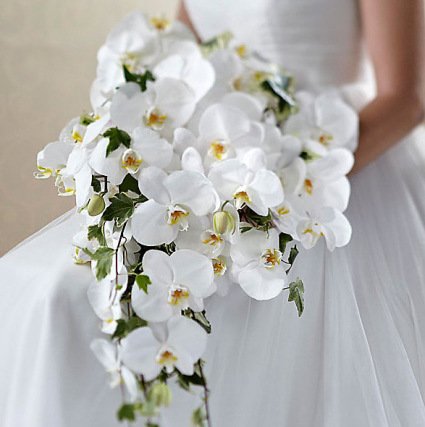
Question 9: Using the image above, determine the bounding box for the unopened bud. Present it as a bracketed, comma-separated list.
[87, 194, 105, 216]
[148, 383, 172, 408]
[213, 211, 235, 235]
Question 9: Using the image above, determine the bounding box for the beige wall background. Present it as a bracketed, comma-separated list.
[0, 0, 179, 256]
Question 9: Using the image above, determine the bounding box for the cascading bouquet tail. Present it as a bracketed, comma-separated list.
[35, 11, 358, 426]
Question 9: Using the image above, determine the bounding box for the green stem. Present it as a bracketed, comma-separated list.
[198, 361, 212, 427]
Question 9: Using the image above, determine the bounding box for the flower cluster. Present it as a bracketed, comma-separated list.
[36, 12, 358, 426]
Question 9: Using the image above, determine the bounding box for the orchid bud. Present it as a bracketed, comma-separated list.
[213, 211, 235, 235]
[148, 383, 172, 407]
[87, 194, 105, 216]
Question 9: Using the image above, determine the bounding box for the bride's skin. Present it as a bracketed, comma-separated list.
[178, 0, 425, 175]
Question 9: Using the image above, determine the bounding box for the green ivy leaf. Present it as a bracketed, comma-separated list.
[91, 175, 102, 193]
[288, 277, 305, 317]
[127, 316, 148, 332]
[82, 246, 115, 281]
[286, 245, 299, 273]
[112, 317, 148, 339]
[191, 406, 207, 427]
[200, 31, 233, 57]
[112, 319, 128, 340]
[135, 274, 151, 293]
[119, 173, 141, 195]
[117, 403, 136, 421]
[87, 224, 107, 247]
[83, 246, 114, 260]
[102, 127, 131, 157]
[101, 193, 135, 228]
[279, 233, 293, 254]
[123, 66, 155, 92]
[183, 309, 211, 334]
[80, 113, 95, 126]
[260, 69, 298, 121]
[140, 399, 157, 417]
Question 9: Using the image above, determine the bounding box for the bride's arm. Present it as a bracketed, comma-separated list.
[352, 0, 425, 174]
[177, 1, 201, 42]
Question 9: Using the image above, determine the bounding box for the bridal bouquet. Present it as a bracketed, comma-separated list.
[35, 12, 358, 426]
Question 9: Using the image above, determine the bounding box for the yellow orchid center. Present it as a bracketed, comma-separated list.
[156, 348, 178, 373]
[144, 107, 167, 130]
[304, 179, 314, 195]
[151, 16, 171, 31]
[72, 131, 83, 143]
[122, 149, 142, 174]
[261, 249, 283, 268]
[73, 248, 88, 265]
[168, 284, 190, 307]
[318, 131, 334, 146]
[212, 258, 227, 277]
[209, 140, 228, 160]
[121, 53, 141, 73]
[167, 206, 189, 230]
[277, 205, 290, 216]
[302, 222, 323, 237]
[202, 232, 223, 247]
[58, 188, 76, 196]
[34, 166, 53, 179]
[233, 77, 242, 91]
[235, 44, 247, 58]
[233, 190, 251, 209]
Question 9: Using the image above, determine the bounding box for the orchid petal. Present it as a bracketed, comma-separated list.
[131, 200, 177, 246]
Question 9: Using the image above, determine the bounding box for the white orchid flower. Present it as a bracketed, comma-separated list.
[280, 149, 354, 214]
[120, 316, 207, 381]
[96, 12, 157, 93]
[230, 228, 287, 300]
[57, 117, 80, 141]
[96, 12, 194, 95]
[196, 103, 264, 167]
[110, 80, 196, 136]
[175, 203, 239, 259]
[285, 91, 359, 151]
[72, 227, 95, 264]
[271, 200, 301, 239]
[131, 167, 219, 246]
[87, 266, 128, 334]
[90, 339, 139, 402]
[212, 255, 235, 297]
[208, 49, 244, 90]
[220, 92, 266, 121]
[297, 206, 352, 250]
[35, 117, 83, 178]
[208, 148, 284, 216]
[35, 140, 74, 179]
[153, 40, 215, 102]
[262, 123, 302, 171]
[82, 110, 112, 146]
[89, 127, 173, 185]
[208, 43, 272, 93]
[131, 249, 215, 322]
[54, 167, 77, 197]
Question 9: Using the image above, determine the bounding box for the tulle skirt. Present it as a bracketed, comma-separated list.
[1, 125, 425, 426]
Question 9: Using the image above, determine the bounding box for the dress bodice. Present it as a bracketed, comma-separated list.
[184, 0, 372, 90]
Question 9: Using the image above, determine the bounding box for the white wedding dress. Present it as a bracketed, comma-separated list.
[2, 0, 425, 426]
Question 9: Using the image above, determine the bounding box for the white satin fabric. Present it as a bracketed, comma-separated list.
[1, 0, 425, 426]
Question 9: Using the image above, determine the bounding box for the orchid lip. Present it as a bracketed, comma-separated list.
[168, 284, 190, 308]
[260, 248, 283, 268]
[167, 205, 189, 230]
